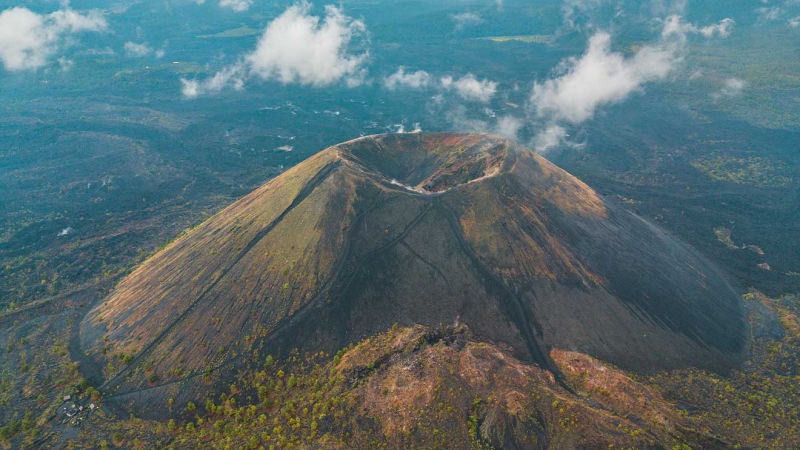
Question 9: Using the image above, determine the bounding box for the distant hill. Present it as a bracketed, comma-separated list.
[80, 133, 746, 417]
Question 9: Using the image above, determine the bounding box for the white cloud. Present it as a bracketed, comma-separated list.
[84, 47, 116, 56]
[441, 73, 497, 103]
[443, 103, 491, 133]
[530, 11, 737, 151]
[649, 0, 689, 16]
[181, 79, 200, 98]
[182, 3, 368, 97]
[124, 42, 165, 58]
[195, 0, 252, 11]
[182, 64, 245, 98]
[246, 3, 367, 86]
[758, 7, 783, 21]
[560, 1, 736, 36]
[561, 0, 607, 30]
[529, 29, 681, 151]
[699, 18, 735, 37]
[757, 0, 800, 24]
[495, 115, 524, 140]
[533, 124, 567, 152]
[451, 12, 483, 30]
[124, 42, 150, 57]
[48, 9, 107, 32]
[0, 6, 106, 71]
[531, 32, 676, 125]
[57, 56, 74, 72]
[383, 67, 432, 90]
[662, 15, 735, 39]
[383, 68, 496, 102]
[390, 122, 423, 134]
[219, 0, 252, 12]
[715, 77, 746, 98]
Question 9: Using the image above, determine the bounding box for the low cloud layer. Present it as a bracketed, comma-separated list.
[0, 7, 106, 71]
[183, 2, 367, 98]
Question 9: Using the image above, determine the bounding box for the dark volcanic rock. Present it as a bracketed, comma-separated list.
[80, 133, 746, 413]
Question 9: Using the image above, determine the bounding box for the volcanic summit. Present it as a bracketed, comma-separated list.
[81, 132, 746, 407]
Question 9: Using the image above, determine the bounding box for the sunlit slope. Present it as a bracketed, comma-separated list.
[81, 133, 746, 403]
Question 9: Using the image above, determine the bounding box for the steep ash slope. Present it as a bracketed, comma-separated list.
[81, 133, 746, 411]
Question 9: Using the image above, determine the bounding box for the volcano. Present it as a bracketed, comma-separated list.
[81, 133, 746, 409]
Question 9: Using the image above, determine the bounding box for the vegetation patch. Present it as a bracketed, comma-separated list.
[691, 155, 792, 188]
[645, 292, 800, 449]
